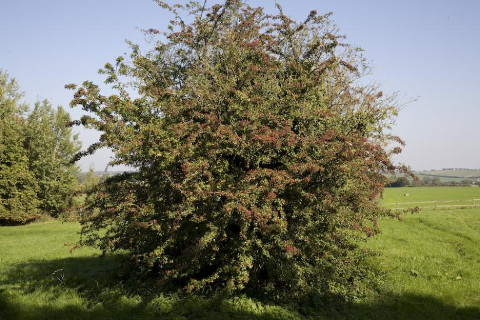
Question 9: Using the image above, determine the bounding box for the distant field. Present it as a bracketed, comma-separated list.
[382, 186, 480, 210]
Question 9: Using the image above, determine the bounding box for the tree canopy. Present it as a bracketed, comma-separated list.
[70, 0, 408, 300]
[0, 71, 39, 224]
[0, 70, 80, 224]
[25, 100, 81, 215]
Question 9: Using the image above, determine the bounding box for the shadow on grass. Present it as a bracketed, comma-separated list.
[1, 256, 479, 320]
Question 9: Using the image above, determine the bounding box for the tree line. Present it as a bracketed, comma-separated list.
[386, 176, 479, 187]
[0, 70, 80, 225]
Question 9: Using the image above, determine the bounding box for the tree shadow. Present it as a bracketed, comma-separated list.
[1, 256, 479, 320]
[0, 255, 301, 320]
[315, 294, 480, 320]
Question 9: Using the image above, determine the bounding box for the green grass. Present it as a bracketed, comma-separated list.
[382, 186, 480, 209]
[356, 208, 480, 319]
[0, 221, 304, 320]
[1, 203, 480, 319]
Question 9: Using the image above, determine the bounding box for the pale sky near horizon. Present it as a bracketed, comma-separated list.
[1, 0, 479, 171]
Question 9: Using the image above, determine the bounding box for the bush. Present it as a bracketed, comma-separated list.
[71, 1, 407, 300]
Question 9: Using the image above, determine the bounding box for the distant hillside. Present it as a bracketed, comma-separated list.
[385, 169, 480, 186]
[415, 169, 480, 183]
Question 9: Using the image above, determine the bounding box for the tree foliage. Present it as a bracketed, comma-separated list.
[0, 70, 80, 224]
[0, 71, 40, 224]
[25, 100, 81, 215]
[386, 176, 410, 188]
[70, 1, 408, 299]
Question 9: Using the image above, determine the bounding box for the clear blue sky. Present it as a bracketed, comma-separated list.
[1, 0, 479, 171]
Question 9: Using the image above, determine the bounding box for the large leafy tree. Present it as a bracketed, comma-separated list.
[25, 100, 81, 215]
[0, 71, 40, 224]
[70, 1, 408, 299]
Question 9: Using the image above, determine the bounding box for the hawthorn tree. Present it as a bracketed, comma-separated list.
[70, 1, 408, 299]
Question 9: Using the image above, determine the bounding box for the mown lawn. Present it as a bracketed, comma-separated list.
[1, 207, 479, 319]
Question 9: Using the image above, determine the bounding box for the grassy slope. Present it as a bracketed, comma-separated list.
[414, 173, 467, 183]
[416, 169, 480, 179]
[1, 199, 480, 319]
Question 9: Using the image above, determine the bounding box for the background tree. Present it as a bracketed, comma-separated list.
[422, 176, 442, 186]
[80, 168, 100, 215]
[25, 100, 81, 216]
[0, 71, 40, 224]
[70, 1, 409, 300]
[422, 176, 433, 185]
[411, 179, 425, 187]
[387, 176, 410, 187]
[431, 177, 442, 186]
[65, 168, 101, 221]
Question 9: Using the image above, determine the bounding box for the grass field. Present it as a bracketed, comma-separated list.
[382, 186, 480, 210]
[1, 189, 480, 319]
[359, 208, 480, 319]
